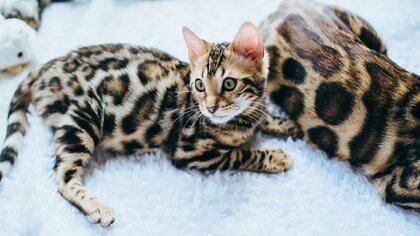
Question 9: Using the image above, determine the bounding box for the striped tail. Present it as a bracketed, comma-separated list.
[0, 78, 33, 181]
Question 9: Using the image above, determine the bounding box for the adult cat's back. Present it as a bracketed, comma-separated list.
[261, 0, 419, 209]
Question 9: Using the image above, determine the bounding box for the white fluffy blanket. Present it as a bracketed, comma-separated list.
[0, 0, 419, 235]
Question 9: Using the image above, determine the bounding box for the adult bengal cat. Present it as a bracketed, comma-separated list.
[261, 0, 419, 210]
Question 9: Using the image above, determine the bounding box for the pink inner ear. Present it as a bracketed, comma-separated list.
[182, 27, 206, 63]
[232, 22, 264, 61]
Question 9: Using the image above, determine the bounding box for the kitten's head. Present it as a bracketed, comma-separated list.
[182, 22, 268, 125]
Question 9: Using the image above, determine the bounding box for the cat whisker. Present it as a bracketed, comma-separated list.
[246, 105, 269, 117]
[183, 111, 201, 129]
[169, 107, 197, 127]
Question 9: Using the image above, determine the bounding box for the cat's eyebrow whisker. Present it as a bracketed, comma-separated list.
[223, 50, 245, 74]
[225, 56, 242, 71]
[224, 53, 236, 71]
[223, 54, 232, 73]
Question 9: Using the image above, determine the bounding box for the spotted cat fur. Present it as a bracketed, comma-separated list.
[0, 26, 300, 225]
[261, 0, 419, 210]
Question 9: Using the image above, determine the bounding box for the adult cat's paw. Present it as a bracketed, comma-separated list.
[264, 150, 292, 173]
[85, 200, 115, 227]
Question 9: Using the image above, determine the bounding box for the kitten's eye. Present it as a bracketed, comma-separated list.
[222, 77, 237, 91]
[195, 79, 205, 92]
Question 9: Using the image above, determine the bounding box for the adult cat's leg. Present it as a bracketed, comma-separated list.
[329, 6, 388, 55]
[260, 115, 302, 139]
[371, 161, 420, 210]
[174, 147, 292, 173]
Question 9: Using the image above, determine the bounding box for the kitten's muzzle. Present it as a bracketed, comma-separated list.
[206, 106, 217, 114]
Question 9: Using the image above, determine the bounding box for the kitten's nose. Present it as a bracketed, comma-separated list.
[206, 106, 217, 114]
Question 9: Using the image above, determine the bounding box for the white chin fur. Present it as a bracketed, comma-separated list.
[199, 100, 251, 124]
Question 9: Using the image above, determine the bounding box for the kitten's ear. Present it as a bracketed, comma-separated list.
[182, 27, 207, 63]
[232, 22, 264, 62]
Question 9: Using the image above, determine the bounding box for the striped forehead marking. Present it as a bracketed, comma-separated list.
[207, 42, 230, 77]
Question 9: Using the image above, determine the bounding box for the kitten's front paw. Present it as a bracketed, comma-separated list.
[85, 200, 115, 227]
[264, 150, 292, 173]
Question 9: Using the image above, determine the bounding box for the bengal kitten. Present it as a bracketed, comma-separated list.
[0, 23, 300, 226]
[261, 0, 419, 210]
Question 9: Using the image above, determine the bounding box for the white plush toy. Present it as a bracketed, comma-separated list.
[0, 0, 72, 75]
[0, 0, 40, 28]
[0, 13, 37, 74]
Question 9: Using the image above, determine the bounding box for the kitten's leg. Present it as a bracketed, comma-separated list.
[174, 148, 292, 173]
[53, 125, 115, 226]
[33, 73, 114, 225]
[228, 148, 292, 173]
[260, 115, 302, 139]
[329, 6, 387, 55]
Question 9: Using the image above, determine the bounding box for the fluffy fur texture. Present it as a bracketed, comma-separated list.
[0, 0, 419, 234]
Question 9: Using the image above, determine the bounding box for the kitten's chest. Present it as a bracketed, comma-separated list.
[207, 127, 255, 147]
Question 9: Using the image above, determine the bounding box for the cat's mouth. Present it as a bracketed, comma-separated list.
[199, 101, 251, 124]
